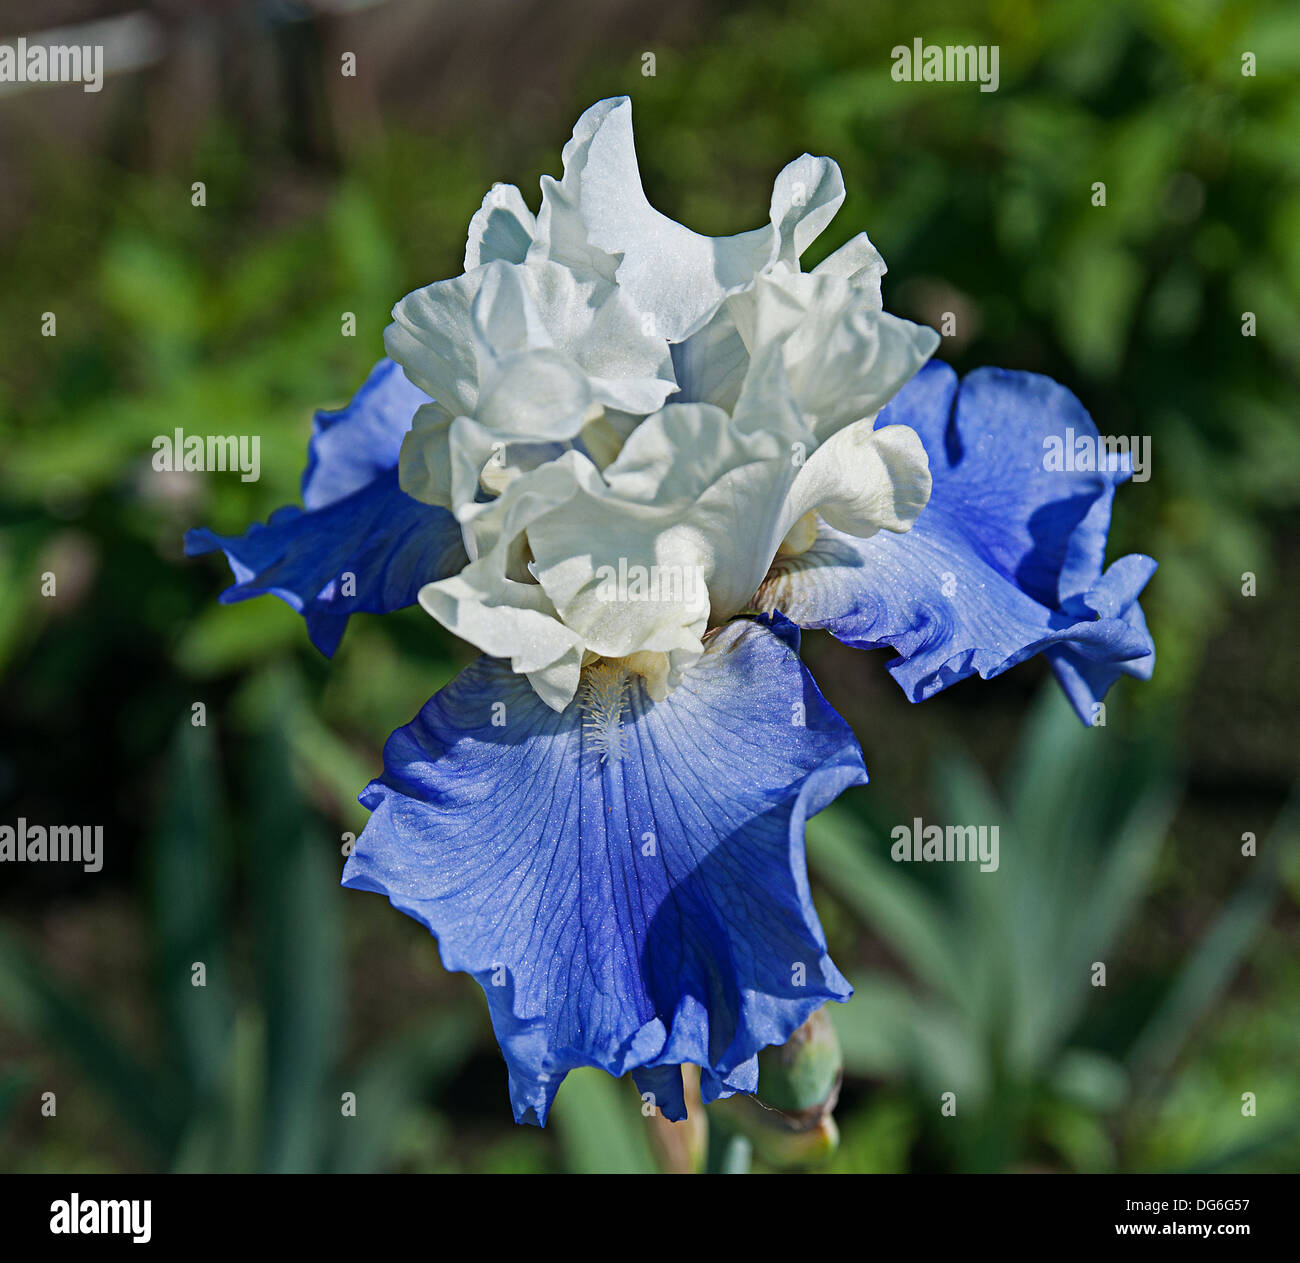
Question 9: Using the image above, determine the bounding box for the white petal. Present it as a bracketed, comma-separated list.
[470, 260, 555, 361]
[669, 305, 749, 412]
[420, 567, 585, 710]
[416, 455, 600, 710]
[388, 258, 675, 433]
[398, 403, 454, 508]
[529, 400, 805, 643]
[770, 154, 845, 265]
[504, 261, 677, 415]
[476, 351, 595, 441]
[528, 99, 623, 285]
[458, 450, 594, 565]
[782, 419, 931, 540]
[385, 273, 480, 416]
[531, 98, 850, 342]
[736, 268, 939, 438]
[389, 257, 676, 526]
[812, 231, 887, 300]
[464, 183, 536, 271]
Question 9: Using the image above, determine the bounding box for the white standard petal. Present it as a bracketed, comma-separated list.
[779, 419, 931, 543]
[469, 258, 556, 361]
[463, 183, 537, 270]
[769, 153, 845, 266]
[672, 234, 894, 415]
[384, 272, 480, 418]
[669, 304, 751, 413]
[419, 567, 586, 711]
[416, 456, 598, 710]
[528, 395, 804, 650]
[733, 268, 940, 439]
[387, 259, 676, 430]
[476, 352, 596, 442]
[811, 231, 887, 303]
[389, 258, 677, 518]
[398, 403, 454, 508]
[530, 97, 849, 342]
[519, 259, 677, 415]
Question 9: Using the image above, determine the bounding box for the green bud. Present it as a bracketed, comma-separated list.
[755, 1007, 843, 1119]
[707, 1009, 844, 1168]
[749, 1114, 839, 1167]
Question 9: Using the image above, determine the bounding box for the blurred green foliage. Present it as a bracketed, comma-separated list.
[813, 688, 1298, 1172]
[1, 0, 1297, 1172]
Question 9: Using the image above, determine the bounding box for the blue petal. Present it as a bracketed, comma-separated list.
[341, 614, 862, 1125]
[185, 360, 466, 655]
[1047, 552, 1156, 720]
[754, 362, 1156, 723]
[300, 358, 430, 508]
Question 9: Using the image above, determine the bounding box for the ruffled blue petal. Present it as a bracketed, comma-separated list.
[700, 1056, 760, 1106]
[630, 1064, 688, 1121]
[755, 362, 1155, 723]
[185, 360, 466, 656]
[342, 614, 862, 1125]
[1047, 552, 1156, 721]
[300, 358, 430, 508]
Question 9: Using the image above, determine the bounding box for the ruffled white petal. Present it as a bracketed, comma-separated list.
[782, 419, 931, 539]
[464, 183, 536, 270]
[735, 267, 940, 438]
[811, 231, 887, 297]
[390, 258, 676, 517]
[386, 96, 939, 710]
[529, 97, 851, 342]
[416, 456, 599, 708]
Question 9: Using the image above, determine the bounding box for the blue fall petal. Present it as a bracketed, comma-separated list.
[300, 357, 429, 508]
[1046, 552, 1156, 721]
[185, 359, 466, 656]
[341, 614, 862, 1125]
[755, 362, 1156, 723]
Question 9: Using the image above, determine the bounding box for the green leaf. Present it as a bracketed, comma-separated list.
[806, 806, 964, 999]
[149, 719, 234, 1109]
[0, 931, 180, 1157]
[1128, 791, 1299, 1081]
[329, 1008, 479, 1174]
[551, 1069, 657, 1174]
[244, 672, 344, 1172]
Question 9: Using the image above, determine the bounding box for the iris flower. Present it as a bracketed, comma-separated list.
[188, 98, 1155, 1124]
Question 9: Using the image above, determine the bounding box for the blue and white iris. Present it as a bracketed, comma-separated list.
[188, 98, 1156, 1124]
